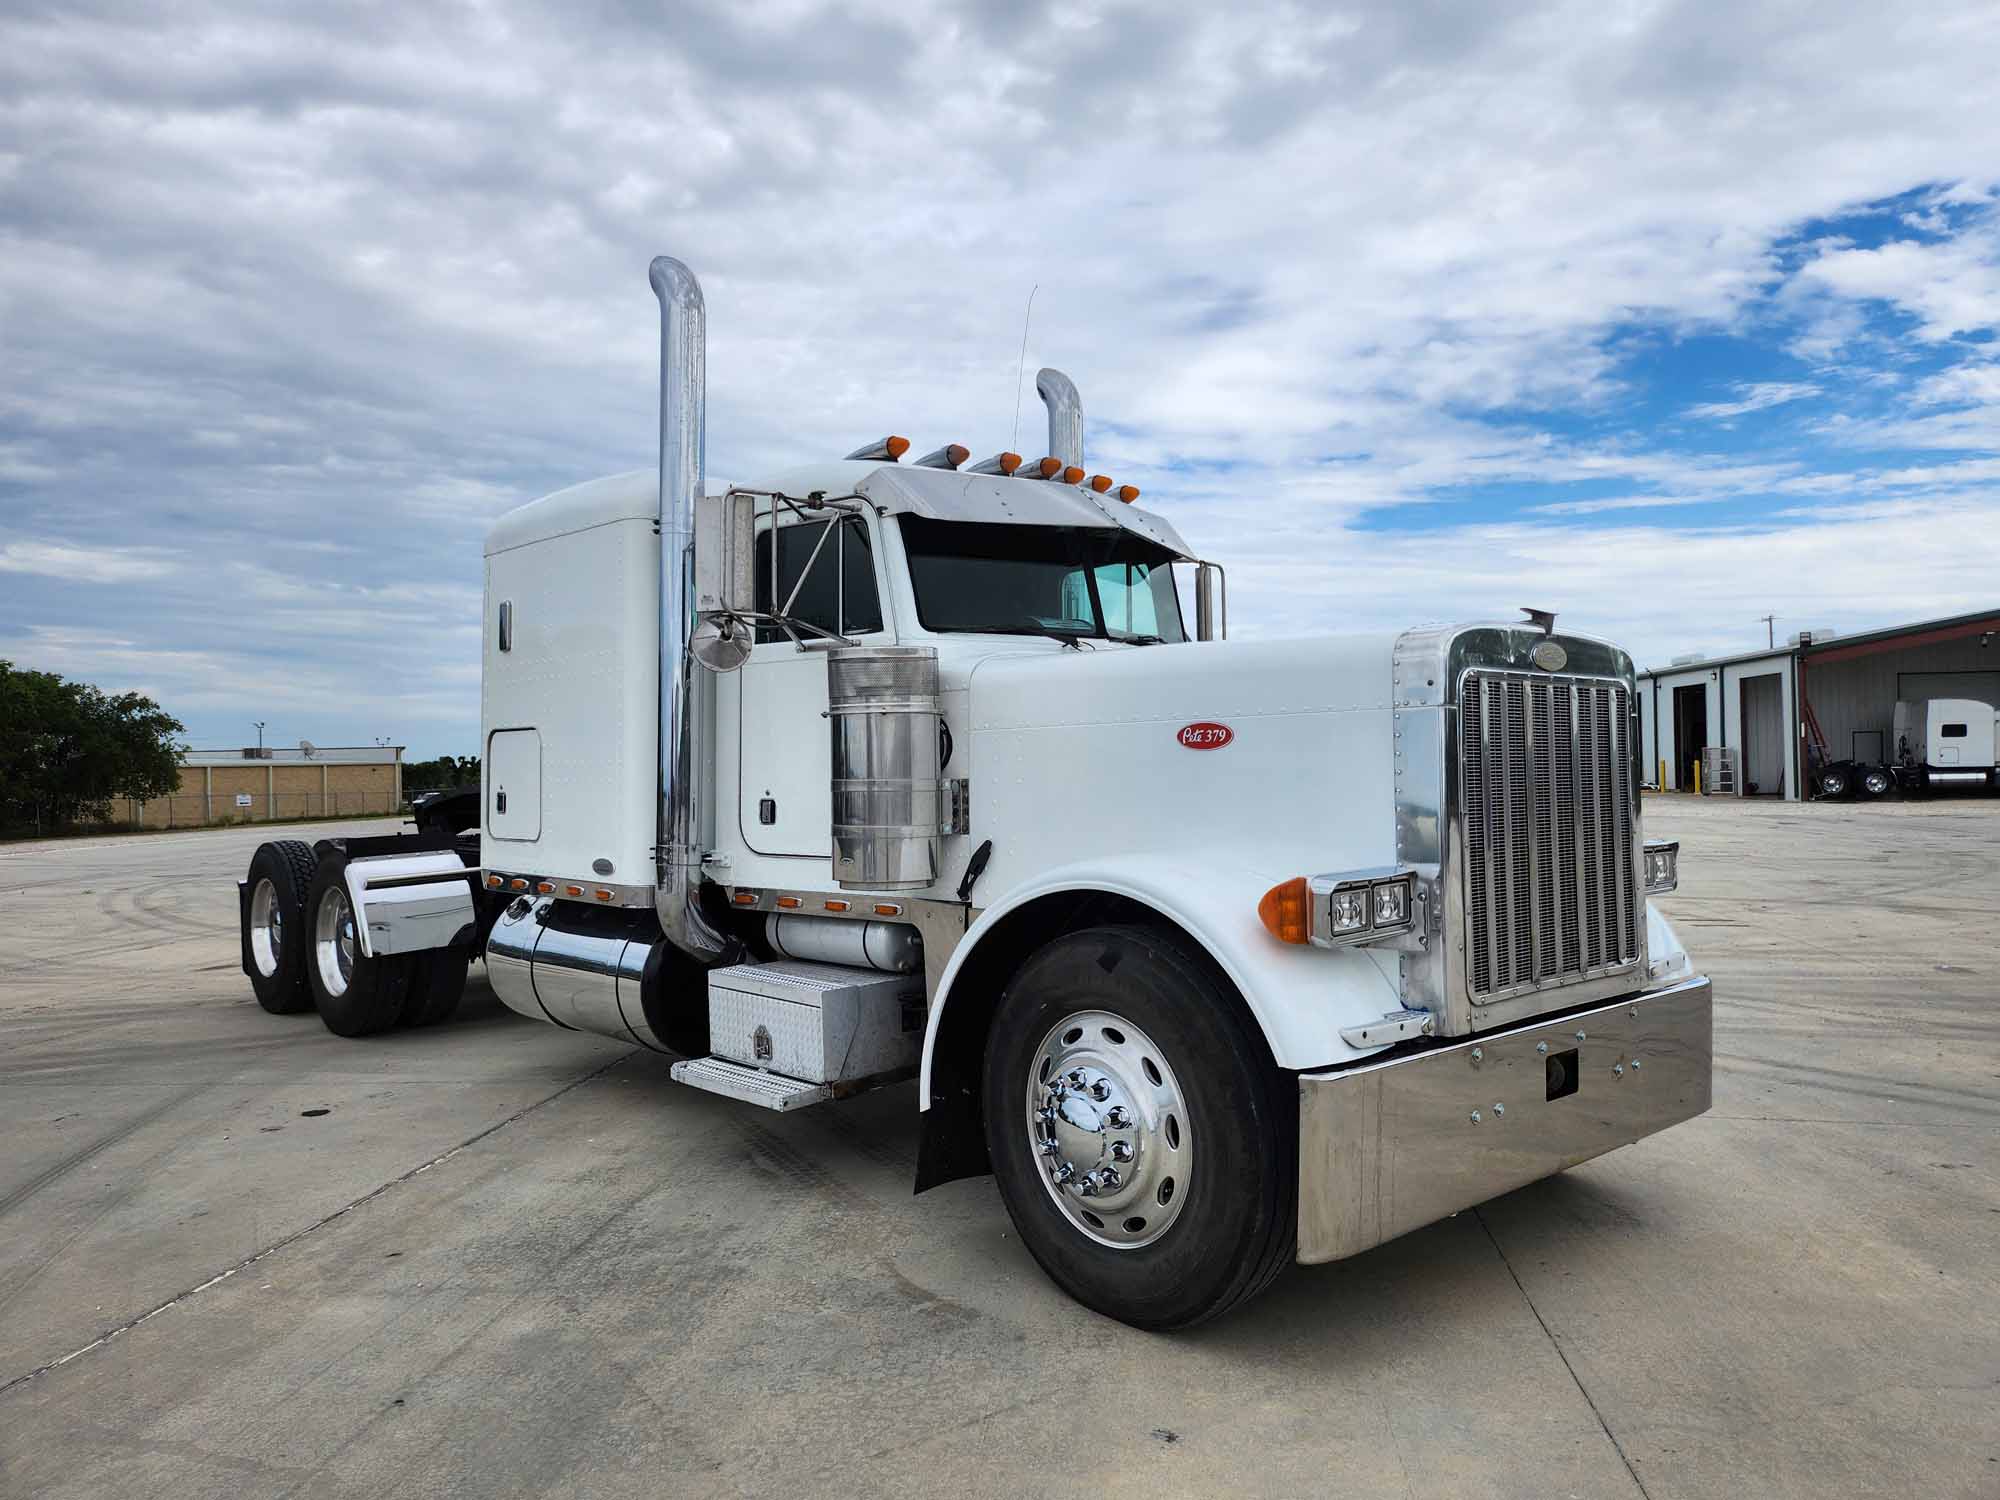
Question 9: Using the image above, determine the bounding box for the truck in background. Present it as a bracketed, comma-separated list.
[1816, 697, 2000, 799]
[234, 255, 1711, 1329]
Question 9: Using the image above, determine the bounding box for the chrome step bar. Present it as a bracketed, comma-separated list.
[669, 1056, 833, 1112]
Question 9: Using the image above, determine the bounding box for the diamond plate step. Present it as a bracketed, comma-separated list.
[669, 1056, 834, 1112]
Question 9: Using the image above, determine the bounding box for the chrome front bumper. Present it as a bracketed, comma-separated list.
[1296, 973, 1712, 1264]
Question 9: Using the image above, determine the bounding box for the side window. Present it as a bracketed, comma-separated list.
[1941, 723, 1969, 738]
[754, 517, 881, 642]
[1094, 561, 1161, 636]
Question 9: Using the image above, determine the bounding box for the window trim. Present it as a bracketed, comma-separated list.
[753, 509, 885, 645]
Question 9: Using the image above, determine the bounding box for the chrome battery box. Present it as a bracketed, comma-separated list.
[707, 960, 923, 1084]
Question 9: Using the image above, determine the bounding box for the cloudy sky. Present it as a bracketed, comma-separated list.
[4, 0, 2000, 756]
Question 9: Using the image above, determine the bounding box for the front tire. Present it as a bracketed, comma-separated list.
[303, 852, 412, 1037]
[245, 840, 318, 1014]
[981, 924, 1295, 1330]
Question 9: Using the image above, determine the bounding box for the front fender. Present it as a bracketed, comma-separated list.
[919, 852, 1406, 1107]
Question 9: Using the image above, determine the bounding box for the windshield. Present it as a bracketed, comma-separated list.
[899, 518, 1186, 643]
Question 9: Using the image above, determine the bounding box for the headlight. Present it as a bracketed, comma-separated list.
[1644, 839, 1679, 894]
[1258, 868, 1420, 948]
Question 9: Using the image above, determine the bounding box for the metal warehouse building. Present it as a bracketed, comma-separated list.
[1639, 606, 2000, 799]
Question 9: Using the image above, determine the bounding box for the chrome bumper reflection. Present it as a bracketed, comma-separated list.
[1296, 974, 1712, 1264]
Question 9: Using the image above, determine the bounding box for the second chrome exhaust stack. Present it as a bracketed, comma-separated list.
[1036, 367, 1082, 468]
[650, 255, 735, 965]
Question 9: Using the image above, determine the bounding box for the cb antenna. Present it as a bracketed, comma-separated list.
[1010, 283, 1039, 454]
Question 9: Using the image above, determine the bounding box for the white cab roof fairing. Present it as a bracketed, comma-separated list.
[484, 470, 654, 557]
[753, 460, 1196, 560]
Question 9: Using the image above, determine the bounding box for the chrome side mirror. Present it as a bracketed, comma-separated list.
[1195, 562, 1226, 641]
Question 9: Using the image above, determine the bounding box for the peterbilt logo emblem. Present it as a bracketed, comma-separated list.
[1530, 641, 1568, 672]
[1177, 722, 1233, 750]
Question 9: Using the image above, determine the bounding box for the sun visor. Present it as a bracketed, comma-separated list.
[855, 466, 1193, 558]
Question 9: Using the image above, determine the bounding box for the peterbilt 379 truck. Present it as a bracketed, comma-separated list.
[236, 255, 1711, 1329]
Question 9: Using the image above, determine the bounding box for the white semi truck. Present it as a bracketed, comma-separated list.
[1816, 697, 2000, 798]
[236, 255, 1711, 1329]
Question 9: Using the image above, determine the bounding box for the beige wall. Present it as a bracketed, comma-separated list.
[127, 760, 402, 828]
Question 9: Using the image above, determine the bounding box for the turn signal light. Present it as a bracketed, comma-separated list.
[1258, 878, 1312, 945]
[1117, 484, 1140, 503]
[1089, 474, 1113, 493]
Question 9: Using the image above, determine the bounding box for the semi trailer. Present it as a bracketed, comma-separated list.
[236, 254, 1711, 1329]
[1815, 697, 2000, 799]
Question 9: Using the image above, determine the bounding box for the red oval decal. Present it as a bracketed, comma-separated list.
[1177, 721, 1233, 750]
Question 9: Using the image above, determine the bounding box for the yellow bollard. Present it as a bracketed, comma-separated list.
[1659, 758, 1667, 791]
[1693, 758, 1702, 796]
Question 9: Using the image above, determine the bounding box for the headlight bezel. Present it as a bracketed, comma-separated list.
[1643, 839, 1679, 895]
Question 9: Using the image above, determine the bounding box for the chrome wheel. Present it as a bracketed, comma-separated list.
[248, 877, 283, 978]
[314, 885, 356, 999]
[1863, 770, 1891, 795]
[1026, 1009, 1191, 1249]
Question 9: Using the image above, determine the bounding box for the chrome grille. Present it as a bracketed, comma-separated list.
[1460, 671, 1639, 1001]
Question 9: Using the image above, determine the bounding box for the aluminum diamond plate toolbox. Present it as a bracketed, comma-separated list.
[707, 960, 923, 1085]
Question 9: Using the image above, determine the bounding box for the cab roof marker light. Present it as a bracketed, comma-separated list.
[845, 435, 911, 462]
[967, 451, 1023, 475]
[1088, 474, 1113, 493]
[914, 443, 970, 470]
[1117, 484, 1140, 503]
[1019, 456, 1062, 480]
[1061, 465, 1085, 485]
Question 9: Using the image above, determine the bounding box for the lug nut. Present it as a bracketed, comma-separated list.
[1054, 1162, 1074, 1183]
[1089, 1079, 1112, 1102]
[1097, 1167, 1121, 1190]
[1110, 1141, 1134, 1162]
[1104, 1107, 1131, 1129]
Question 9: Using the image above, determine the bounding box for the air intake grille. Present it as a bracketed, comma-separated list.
[1460, 671, 1639, 1001]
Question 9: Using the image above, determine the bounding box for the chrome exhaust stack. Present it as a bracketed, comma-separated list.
[649, 255, 735, 964]
[1036, 367, 1082, 468]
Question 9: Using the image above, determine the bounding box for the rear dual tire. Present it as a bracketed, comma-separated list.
[303, 854, 411, 1037]
[245, 840, 319, 1014]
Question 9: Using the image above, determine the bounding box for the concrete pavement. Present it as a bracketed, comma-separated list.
[1, 803, 1995, 1498]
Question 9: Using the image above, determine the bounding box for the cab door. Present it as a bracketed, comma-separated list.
[737, 511, 887, 857]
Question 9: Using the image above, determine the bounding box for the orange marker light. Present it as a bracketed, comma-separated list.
[997, 452, 1023, 475]
[1089, 474, 1113, 493]
[1028, 456, 1061, 478]
[1117, 484, 1140, 503]
[594, 889, 614, 902]
[1062, 466, 1084, 485]
[565, 884, 584, 897]
[945, 444, 968, 467]
[1258, 877, 1312, 945]
[733, 890, 758, 906]
[885, 435, 911, 460]
[873, 903, 903, 917]
[823, 898, 851, 912]
[776, 896, 802, 909]
[508, 878, 529, 892]
[486, 874, 503, 888]
[536, 881, 554, 894]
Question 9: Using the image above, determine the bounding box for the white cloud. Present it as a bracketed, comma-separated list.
[0, 542, 180, 584]
[1, 2, 1999, 750]
[1683, 381, 1821, 420]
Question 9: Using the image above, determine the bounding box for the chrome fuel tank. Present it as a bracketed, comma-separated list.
[485, 897, 673, 1053]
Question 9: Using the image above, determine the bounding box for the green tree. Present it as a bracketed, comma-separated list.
[0, 662, 186, 833]
[404, 753, 480, 793]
